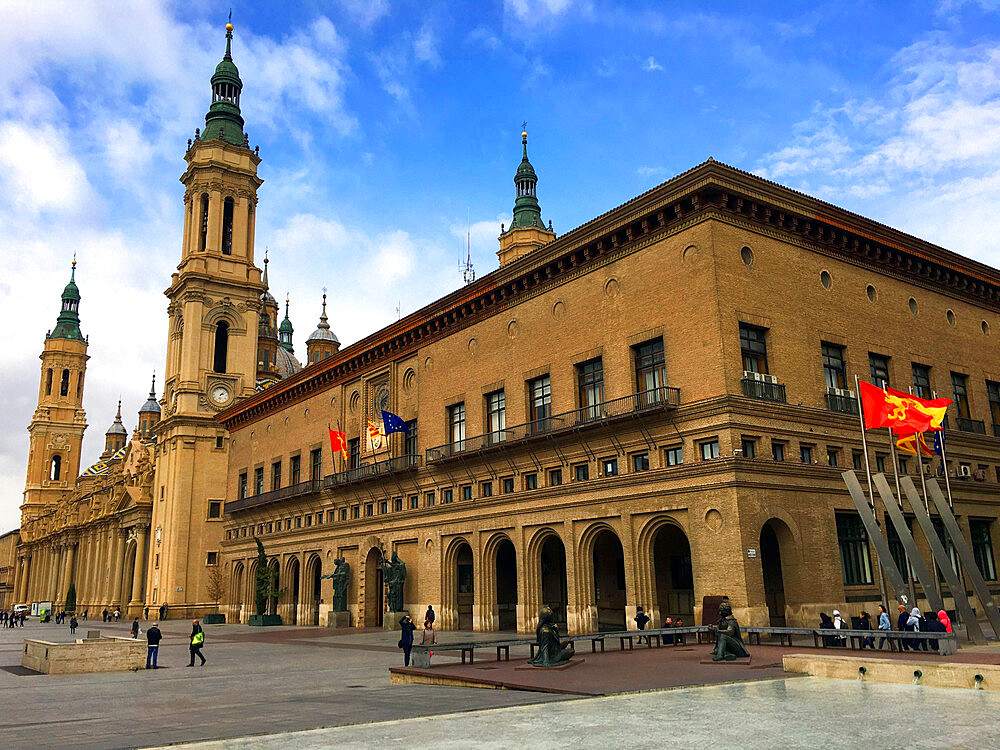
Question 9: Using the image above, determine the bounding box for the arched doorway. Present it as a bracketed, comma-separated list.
[495, 539, 517, 631]
[121, 541, 137, 605]
[592, 530, 626, 631]
[455, 543, 474, 630]
[306, 555, 322, 626]
[231, 562, 245, 623]
[286, 558, 300, 625]
[364, 548, 383, 627]
[267, 559, 279, 616]
[540, 535, 568, 628]
[652, 524, 694, 624]
[760, 520, 788, 626]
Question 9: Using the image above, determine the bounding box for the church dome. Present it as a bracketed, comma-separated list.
[274, 346, 302, 378]
[139, 374, 161, 415]
[106, 401, 128, 436]
[306, 292, 339, 345]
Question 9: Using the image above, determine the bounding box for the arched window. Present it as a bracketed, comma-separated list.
[222, 197, 234, 255]
[214, 321, 229, 373]
[199, 193, 209, 252]
[46, 368, 53, 395]
[60, 369, 70, 396]
[77, 370, 84, 396]
[50, 455, 62, 481]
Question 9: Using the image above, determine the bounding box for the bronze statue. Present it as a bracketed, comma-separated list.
[382, 551, 407, 612]
[709, 600, 750, 661]
[321, 556, 351, 612]
[528, 605, 575, 667]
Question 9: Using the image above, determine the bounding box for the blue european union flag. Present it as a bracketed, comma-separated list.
[932, 431, 945, 457]
[381, 410, 409, 435]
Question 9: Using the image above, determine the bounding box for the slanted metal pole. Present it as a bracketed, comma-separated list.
[887, 428, 918, 608]
[842, 471, 908, 604]
[854, 376, 890, 609]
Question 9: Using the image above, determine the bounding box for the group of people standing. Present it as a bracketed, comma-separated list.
[1, 610, 26, 627]
[818, 604, 953, 650]
[397, 606, 438, 666]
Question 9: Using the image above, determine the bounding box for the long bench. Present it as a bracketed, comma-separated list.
[744, 626, 958, 655]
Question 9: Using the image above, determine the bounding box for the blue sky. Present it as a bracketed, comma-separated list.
[2, 0, 1000, 532]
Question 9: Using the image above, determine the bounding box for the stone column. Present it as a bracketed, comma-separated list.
[130, 527, 148, 606]
[110, 531, 125, 606]
[62, 542, 77, 605]
[49, 545, 61, 602]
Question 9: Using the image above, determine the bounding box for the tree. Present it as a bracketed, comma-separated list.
[206, 566, 225, 605]
[64, 582, 76, 613]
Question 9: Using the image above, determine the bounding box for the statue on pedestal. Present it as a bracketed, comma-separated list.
[709, 600, 750, 661]
[528, 605, 575, 667]
[382, 551, 406, 612]
[321, 556, 351, 612]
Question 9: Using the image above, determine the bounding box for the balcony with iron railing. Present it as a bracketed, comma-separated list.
[740, 376, 786, 403]
[826, 390, 859, 415]
[323, 453, 421, 489]
[225, 478, 323, 514]
[426, 386, 680, 464]
[993, 423, 1000, 438]
[956, 416, 987, 434]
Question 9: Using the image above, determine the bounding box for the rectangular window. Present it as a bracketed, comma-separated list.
[480, 481, 493, 497]
[912, 363, 931, 399]
[577, 358, 605, 420]
[800, 445, 813, 464]
[441, 488, 452, 504]
[215, 436, 223, 449]
[379, 501, 387, 515]
[462, 485, 473, 501]
[348, 439, 360, 470]
[239, 472, 248, 500]
[632, 452, 650, 472]
[448, 403, 466, 450]
[295, 516, 302, 528]
[772, 442, 785, 462]
[869, 353, 890, 389]
[405, 420, 418, 456]
[502, 476, 515, 493]
[394, 497, 403, 512]
[886, 519, 911, 584]
[549, 468, 562, 486]
[634, 338, 666, 398]
[574, 463, 589, 481]
[821, 342, 847, 390]
[852, 451, 864, 471]
[208, 501, 222, 519]
[875, 454, 886, 473]
[365, 504, 373, 517]
[271, 461, 282, 491]
[971, 520, 997, 581]
[699, 440, 720, 460]
[739, 323, 769, 374]
[836, 512, 873, 586]
[285, 519, 292, 530]
[524, 473, 538, 489]
[740, 438, 756, 459]
[898, 457, 908, 474]
[254, 467, 264, 495]
[665, 446, 683, 466]
[951, 372, 971, 419]
[207, 551, 218, 566]
[306, 514, 313, 526]
[290, 455, 301, 485]
[602, 458, 618, 476]
[340, 508, 348, 521]
[310, 448, 322, 482]
[827, 448, 839, 467]
[528, 375, 552, 431]
[486, 390, 506, 444]
[987, 381, 1000, 430]
[352, 505, 360, 519]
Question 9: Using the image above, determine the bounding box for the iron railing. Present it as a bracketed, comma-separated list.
[956, 417, 987, 434]
[323, 454, 421, 489]
[426, 386, 680, 463]
[993, 423, 1000, 437]
[740, 377, 786, 403]
[826, 392, 860, 415]
[225, 478, 322, 514]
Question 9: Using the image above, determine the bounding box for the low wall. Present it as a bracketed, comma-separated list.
[783, 653, 1000, 691]
[22, 635, 146, 674]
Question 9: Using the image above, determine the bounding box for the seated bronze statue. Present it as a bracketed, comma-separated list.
[528, 605, 575, 667]
[709, 601, 750, 661]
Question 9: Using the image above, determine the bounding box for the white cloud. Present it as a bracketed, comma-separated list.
[414, 23, 442, 68]
[644, 56, 664, 72]
[0, 123, 93, 214]
[505, 0, 576, 21]
[336, 0, 391, 29]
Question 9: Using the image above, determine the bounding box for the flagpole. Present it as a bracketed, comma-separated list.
[933, 390, 967, 626]
[855, 375, 890, 611]
[888, 426, 918, 608]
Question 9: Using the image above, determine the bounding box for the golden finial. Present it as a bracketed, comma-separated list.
[226, 9, 233, 32]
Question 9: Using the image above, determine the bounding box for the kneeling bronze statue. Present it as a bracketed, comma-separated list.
[528, 605, 575, 667]
[709, 601, 750, 661]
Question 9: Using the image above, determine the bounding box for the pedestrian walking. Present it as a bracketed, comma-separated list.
[896, 604, 911, 650]
[144, 606, 149, 620]
[102, 608, 108, 622]
[159, 603, 166, 620]
[70, 615, 78, 635]
[877, 604, 891, 649]
[424, 605, 435, 626]
[398, 615, 417, 666]
[188, 620, 206, 666]
[421, 619, 438, 646]
[131, 618, 140, 639]
[146, 622, 162, 669]
[634, 605, 651, 644]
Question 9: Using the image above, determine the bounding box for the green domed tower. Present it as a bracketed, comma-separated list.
[50, 260, 84, 341]
[200, 22, 246, 146]
[498, 129, 555, 266]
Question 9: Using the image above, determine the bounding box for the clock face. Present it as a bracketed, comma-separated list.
[211, 385, 230, 405]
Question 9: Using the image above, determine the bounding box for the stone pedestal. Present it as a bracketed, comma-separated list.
[248, 614, 282, 627]
[411, 645, 431, 668]
[385, 610, 410, 631]
[327, 611, 351, 628]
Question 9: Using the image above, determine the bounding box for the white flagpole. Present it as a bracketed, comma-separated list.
[855, 375, 890, 610]
[888, 425, 918, 607]
[933, 390, 967, 622]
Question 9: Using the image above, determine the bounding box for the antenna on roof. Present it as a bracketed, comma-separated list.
[460, 208, 475, 286]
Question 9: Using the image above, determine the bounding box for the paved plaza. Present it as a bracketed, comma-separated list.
[3, 617, 1000, 749]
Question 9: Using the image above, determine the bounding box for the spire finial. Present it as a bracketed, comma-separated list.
[521, 122, 528, 159]
[285, 294, 290, 318]
[149, 371, 156, 398]
[116, 398, 122, 420]
[225, 13, 234, 58]
[71, 253, 77, 281]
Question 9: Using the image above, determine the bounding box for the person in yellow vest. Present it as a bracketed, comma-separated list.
[188, 620, 206, 666]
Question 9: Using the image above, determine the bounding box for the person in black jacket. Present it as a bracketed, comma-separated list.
[146, 623, 162, 669]
[923, 610, 946, 652]
[819, 612, 837, 647]
[896, 604, 911, 650]
[398, 615, 417, 666]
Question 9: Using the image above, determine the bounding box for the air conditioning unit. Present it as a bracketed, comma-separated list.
[829, 387, 856, 399]
[957, 465, 972, 478]
[761, 374, 778, 385]
[744, 370, 763, 382]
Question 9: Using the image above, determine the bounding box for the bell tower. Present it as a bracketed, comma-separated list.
[22, 260, 89, 524]
[150, 19, 264, 617]
[497, 129, 555, 266]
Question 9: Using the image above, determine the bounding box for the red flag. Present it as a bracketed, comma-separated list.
[896, 432, 934, 458]
[858, 381, 950, 434]
[328, 428, 350, 460]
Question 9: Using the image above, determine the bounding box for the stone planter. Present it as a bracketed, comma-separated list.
[248, 614, 282, 627]
[203, 614, 225, 625]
